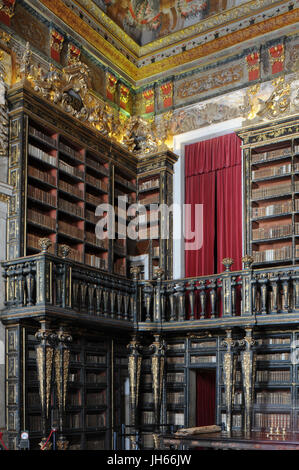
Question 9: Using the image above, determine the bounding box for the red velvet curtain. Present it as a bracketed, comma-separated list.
[185, 133, 242, 277]
[196, 370, 216, 426]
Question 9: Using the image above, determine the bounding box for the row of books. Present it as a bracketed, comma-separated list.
[253, 245, 292, 262]
[114, 240, 126, 255]
[86, 192, 104, 206]
[115, 174, 136, 191]
[85, 253, 107, 270]
[167, 392, 185, 404]
[252, 183, 292, 200]
[86, 391, 106, 405]
[65, 246, 83, 263]
[256, 370, 290, 382]
[68, 392, 82, 406]
[58, 198, 84, 218]
[86, 372, 107, 384]
[27, 209, 56, 231]
[86, 231, 109, 249]
[190, 340, 217, 349]
[59, 180, 84, 199]
[166, 412, 185, 425]
[86, 439, 106, 450]
[86, 173, 108, 192]
[138, 178, 160, 192]
[28, 165, 56, 186]
[257, 353, 290, 361]
[58, 221, 84, 240]
[29, 126, 57, 147]
[221, 413, 242, 428]
[252, 201, 293, 218]
[168, 343, 185, 351]
[166, 357, 185, 364]
[190, 355, 216, 363]
[86, 157, 109, 175]
[28, 185, 56, 207]
[86, 209, 98, 224]
[28, 144, 56, 166]
[255, 337, 290, 345]
[255, 412, 290, 429]
[252, 147, 291, 163]
[66, 413, 81, 429]
[69, 372, 81, 382]
[222, 391, 243, 405]
[114, 264, 126, 276]
[166, 373, 185, 383]
[138, 194, 160, 206]
[252, 163, 291, 180]
[252, 224, 292, 241]
[153, 246, 160, 256]
[86, 354, 106, 364]
[255, 391, 291, 405]
[59, 160, 84, 180]
[60, 142, 84, 162]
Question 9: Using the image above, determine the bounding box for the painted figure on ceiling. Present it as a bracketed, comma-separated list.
[94, 0, 249, 44]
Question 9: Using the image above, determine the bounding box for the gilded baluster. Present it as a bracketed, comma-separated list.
[124, 294, 130, 321]
[222, 329, 236, 433]
[143, 283, 153, 322]
[95, 287, 102, 315]
[209, 279, 217, 319]
[16, 264, 25, 307]
[35, 322, 57, 450]
[231, 277, 236, 316]
[187, 280, 195, 320]
[26, 262, 35, 306]
[239, 328, 255, 435]
[258, 274, 268, 314]
[175, 282, 185, 321]
[110, 289, 116, 318]
[103, 289, 109, 317]
[72, 280, 79, 310]
[87, 284, 95, 315]
[80, 283, 87, 312]
[280, 273, 290, 313]
[55, 264, 63, 307]
[268, 272, 279, 314]
[198, 280, 206, 319]
[117, 292, 123, 319]
[168, 283, 176, 321]
[251, 274, 257, 314]
[54, 326, 72, 450]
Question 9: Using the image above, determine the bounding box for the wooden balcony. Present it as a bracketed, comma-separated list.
[2, 250, 299, 332]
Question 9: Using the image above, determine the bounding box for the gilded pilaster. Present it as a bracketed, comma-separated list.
[54, 326, 72, 450]
[35, 322, 57, 450]
[239, 328, 256, 434]
[222, 329, 237, 433]
[149, 334, 166, 446]
[127, 335, 143, 434]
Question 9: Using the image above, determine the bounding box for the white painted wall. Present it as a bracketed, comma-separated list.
[172, 117, 244, 279]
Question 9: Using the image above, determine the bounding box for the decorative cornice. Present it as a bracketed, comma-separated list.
[39, 0, 299, 83]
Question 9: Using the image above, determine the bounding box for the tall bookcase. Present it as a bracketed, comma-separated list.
[238, 117, 299, 267]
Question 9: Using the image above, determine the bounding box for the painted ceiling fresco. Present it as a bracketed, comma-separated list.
[93, 0, 249, 46]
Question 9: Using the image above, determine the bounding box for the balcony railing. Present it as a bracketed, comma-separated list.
[2, 240, 136, 325]
[137, 258, 299, 326]
[2, 248, 299, 328]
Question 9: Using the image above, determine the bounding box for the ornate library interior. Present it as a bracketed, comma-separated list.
[1, 0, 299, 452]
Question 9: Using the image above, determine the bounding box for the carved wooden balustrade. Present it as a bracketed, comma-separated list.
[3, 252, 299, 329]
[1, 252, 136, 327]
[137, 263, 299, 328]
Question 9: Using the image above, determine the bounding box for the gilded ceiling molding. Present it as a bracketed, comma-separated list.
[74, 0, 290, 57]
[38, 0, 299, 82]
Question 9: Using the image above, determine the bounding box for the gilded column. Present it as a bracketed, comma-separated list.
[222, 329, 237, 433]
[127, 335, 143, 447]
[239, 328, 255, 434]
[35, 321, 57, 450]
[149, 334, 166, 447]
[54, 326, 72, 450]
